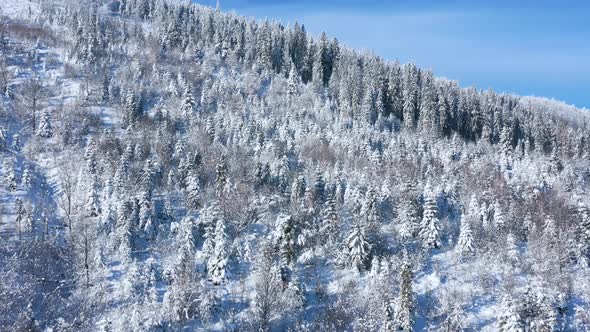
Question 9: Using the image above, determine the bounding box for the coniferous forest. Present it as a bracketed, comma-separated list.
[1, 0, 590, 331]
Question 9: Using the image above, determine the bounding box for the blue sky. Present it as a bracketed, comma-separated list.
[197, 0, 589, 109]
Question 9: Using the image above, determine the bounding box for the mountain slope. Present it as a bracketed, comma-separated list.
[1, 0, 589, 331]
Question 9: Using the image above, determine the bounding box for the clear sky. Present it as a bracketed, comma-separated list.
[196, 0, 589, 109]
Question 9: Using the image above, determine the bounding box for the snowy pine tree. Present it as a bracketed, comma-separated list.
[321, 195, 340, 244]
[290, 175, 306, 207]
[578, 202, 590, 257]
[117, 200, 136, 257]
[215, 155, 228, 198]
[4, 159, 17, 191]
[86, 178, 101, 217]
[398, 199, 418, 241]
[457, 216, 475, 256]
[207, 217, 229, 285]
[364, 186, 380, 225]
[346, 223, 370, 272]
[500, 126, 513, 170]
[21, 166, 32, 190]
[277, 214, 296, 266]
[0, 126, 6, 149]
[505, 234, 519, 265]
[493, 201, 506, 230]
[37, 110, 52, 138]
[497, 295, 523, 332]
[185, 171, 200, 210]
[181, 85, 196, 118]
[122, 90, 139, 129]
[420, 186, 440, 249]
[394, 258, 415, 331]
[313, 171, 326, 205]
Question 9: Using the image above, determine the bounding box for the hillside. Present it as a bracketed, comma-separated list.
[1, 0, 589, 331]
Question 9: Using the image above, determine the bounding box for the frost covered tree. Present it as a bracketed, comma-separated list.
[457, 216, 475, 256]
[287, 64, 299, 104]
[258, 22, 274, 71]
[549, 147, 563, 175]
[542, 218, 557, 239]
[527, 294, 557, 332]
[418, 71, 438, 134]
[86, 178, 100, 217]
[215, 155, 228, 198]
[394, 258, 415, 331]
[254, 162, 271, 188]
[420, 186, 440, 249]
[201, 203, 222, 262]
[398, 199, 418, 241]
[402, 63, 419, 129]
[20, 76, 45, 131]
[37, 110, 52, 138]
[497, 295, 523, 332]
[277, 214, 296, 266]
[253, 244, 283, 331]
[177, 216, 197, 255]
[362, 88, 377, 125]
[121, 91, 139, 129]
[313, 171, 326, 205]
[141, 159, 158, 194]
[321, 195, 340, 244]
[14, 198, 26, 240]
[346, 223, 370, 272]
[275, 155, 290, 193]
[163, 255, 202, 323]
[101, 72, 110, 103]
[4, 159, 17, 191]
[364, 186, 380, 225]
[290, 175, 306, 206]
[0, 126, 6, 149]
[11, 133, 20, 151]
[493, 201, 505, 230]
[207, 217, 229, 285]
[500, 126, 513, 170]
[578, 202, 590, 258]
[467, 194, 480, 222]
[181, 85, 196, 118]
[4, 83, 13, 99]
[139, 191, 156, 239]
[505, 234, 519, 265]
[185, 171, 200, 210]
[21, 166, 32, 190]
[117, 200, 136, 257]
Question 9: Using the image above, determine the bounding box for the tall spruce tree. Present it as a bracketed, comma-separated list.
[346, 223, 370, 272]
[398, 198, 418, 241]
[420, 185, 440, 249]
[394, 257, 415, 331]
[497, 295, 523, 332]
[208, 217, 229, 285]
[457, 216, 475, 256]
[37, 110, 52, 138]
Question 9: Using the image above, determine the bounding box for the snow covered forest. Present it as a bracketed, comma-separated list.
[1, 0, 590, 330]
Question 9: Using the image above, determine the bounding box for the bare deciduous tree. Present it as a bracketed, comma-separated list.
[56, 155, 78, 239]
[253, 244, 282, 331]
[18, 76, 46, 131]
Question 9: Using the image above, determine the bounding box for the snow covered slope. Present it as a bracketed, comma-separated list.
[0, 0, 589, 331]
